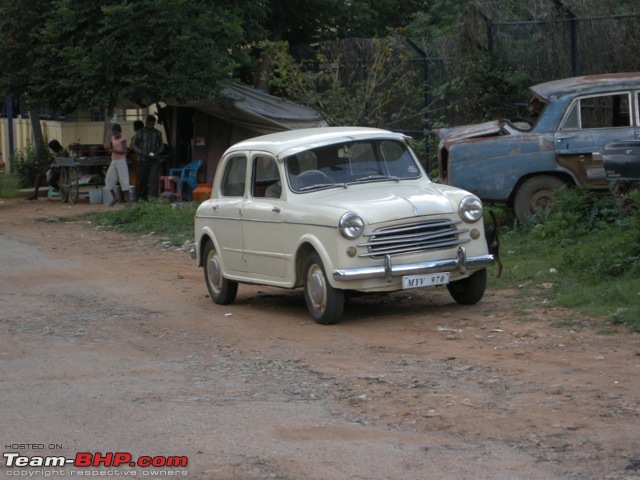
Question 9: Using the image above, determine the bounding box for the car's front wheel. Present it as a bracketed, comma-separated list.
[203, 240, 238, 305]
[303, 252, 345, 325]
[447, 269, 487, 305]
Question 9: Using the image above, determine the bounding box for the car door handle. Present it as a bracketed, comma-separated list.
[556, 135, 574, 142]
[272, 206, 281, 213]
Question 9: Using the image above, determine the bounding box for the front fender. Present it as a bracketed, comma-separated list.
[294, 233, 339, 288]
[195, 227, 217, 268]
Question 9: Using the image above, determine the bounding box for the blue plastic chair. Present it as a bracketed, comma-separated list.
[169, 160, 203, 195]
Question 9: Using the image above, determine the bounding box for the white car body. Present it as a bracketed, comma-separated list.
[195, 127, 495, 324]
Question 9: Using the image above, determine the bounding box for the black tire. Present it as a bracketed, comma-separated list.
[203, 240, 238, 305]
[303, 252, 345, 325]
[447, 269, 487, 305]
[513, 175, 566, 224]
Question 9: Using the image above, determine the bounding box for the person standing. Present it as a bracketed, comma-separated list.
[127, 120, 144, 197]
[104, 123, 130, 206]
[133, 115, 163, 201]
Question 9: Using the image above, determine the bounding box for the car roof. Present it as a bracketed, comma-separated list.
[531, 72, 640, 101]
[224, 126, 408, 158]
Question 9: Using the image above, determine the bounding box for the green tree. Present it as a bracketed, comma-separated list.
[0, 0, 61, 164]
[265, 37, 425, 131]
[41, 0, 257, 140]
[252, 0, 432, 91]
[0, 0, 262, 144]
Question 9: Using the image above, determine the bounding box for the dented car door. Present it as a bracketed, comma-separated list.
[554, 92, 636, 186]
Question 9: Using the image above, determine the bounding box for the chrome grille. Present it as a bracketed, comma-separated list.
[358, 219, 468, 258]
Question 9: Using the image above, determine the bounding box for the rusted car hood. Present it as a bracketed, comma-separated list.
[436, 120, 502, 143]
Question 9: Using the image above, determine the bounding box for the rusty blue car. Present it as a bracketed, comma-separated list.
[437, 73, 640, 222]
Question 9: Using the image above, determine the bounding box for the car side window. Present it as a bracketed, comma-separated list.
[561, 93, 631, 130]
[221, 155, 247, 197]
[252, 155, 281, 198]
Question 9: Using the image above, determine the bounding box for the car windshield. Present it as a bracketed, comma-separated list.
[285, 139, 421, 192]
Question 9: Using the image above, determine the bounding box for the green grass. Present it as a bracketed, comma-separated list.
[486, 186, 640, 333]
[85, 198, 198, 246]
[0, 173, 20, 198]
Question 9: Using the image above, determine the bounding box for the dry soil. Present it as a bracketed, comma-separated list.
[1, 197, 639, 480]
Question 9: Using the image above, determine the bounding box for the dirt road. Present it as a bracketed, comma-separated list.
[1, 197, 639, 479]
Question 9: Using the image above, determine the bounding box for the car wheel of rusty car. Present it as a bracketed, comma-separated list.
[203, 240, 238, 305]
[514, 175, 567, 224]
[303, 252, 345, 325]
[447, 269, 487, 305]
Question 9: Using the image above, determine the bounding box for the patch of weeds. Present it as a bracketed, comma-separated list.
[494, 184, 640, 332]
[596, 326, 621, 335]
[0, 173, 20, 198]
[86, 199, 198, 246]
[515, 316, 540, 323]
[550, 319, 574, 329]
[37, 215, 82, 223]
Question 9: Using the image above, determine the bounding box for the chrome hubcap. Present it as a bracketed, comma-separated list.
[307, 265, 326, 311]
[207, 254, 221, 291]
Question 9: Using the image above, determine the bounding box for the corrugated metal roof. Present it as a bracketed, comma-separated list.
[173, 84, 328, 134]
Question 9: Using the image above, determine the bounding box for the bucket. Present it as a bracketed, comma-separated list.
[128, 185, 137, 202]
[89, 188, 103, 204]
[192, 184, 212, 203]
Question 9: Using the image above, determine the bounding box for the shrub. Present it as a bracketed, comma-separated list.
[526, 184, 640, 280]
[13, 142, 53, 188]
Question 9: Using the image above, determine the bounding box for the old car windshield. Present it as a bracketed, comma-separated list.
[285, 139, 421, 192]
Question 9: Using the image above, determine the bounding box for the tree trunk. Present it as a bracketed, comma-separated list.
[28, 108, 48, 166]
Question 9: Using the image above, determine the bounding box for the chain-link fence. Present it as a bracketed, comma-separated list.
[418, 7, 640, 133]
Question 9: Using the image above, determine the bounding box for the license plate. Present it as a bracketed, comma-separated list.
[402, 272, 450, 289]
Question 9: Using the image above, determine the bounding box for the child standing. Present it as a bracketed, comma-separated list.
[104, 123, 131, 206]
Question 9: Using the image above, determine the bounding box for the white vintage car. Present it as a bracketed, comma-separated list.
[194, 127, 495, 324]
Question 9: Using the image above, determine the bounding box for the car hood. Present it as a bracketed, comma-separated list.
[308, 182, 459, 224]
[436, 120, 502, 142]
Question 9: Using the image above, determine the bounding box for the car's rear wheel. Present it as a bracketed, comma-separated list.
[447, 269, 487, 305]
[514, 175, 567, 224]
[303, 252, 344, 325]
[203, 240, 238, 305]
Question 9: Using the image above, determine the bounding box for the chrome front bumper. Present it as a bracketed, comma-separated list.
[332, 246, 495, 282]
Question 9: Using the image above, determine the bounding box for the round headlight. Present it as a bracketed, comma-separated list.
[459, 195, 483, 223]
[339, 212, 365, 239]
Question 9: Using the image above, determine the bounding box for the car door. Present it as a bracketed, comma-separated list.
[555, 92, 636, 186]
[240, 154, 287, 279]
[211, 154, 247, 273]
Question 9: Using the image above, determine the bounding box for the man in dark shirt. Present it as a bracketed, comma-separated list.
[132, 115, 163, 201]
[25, 140, 69, 201]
